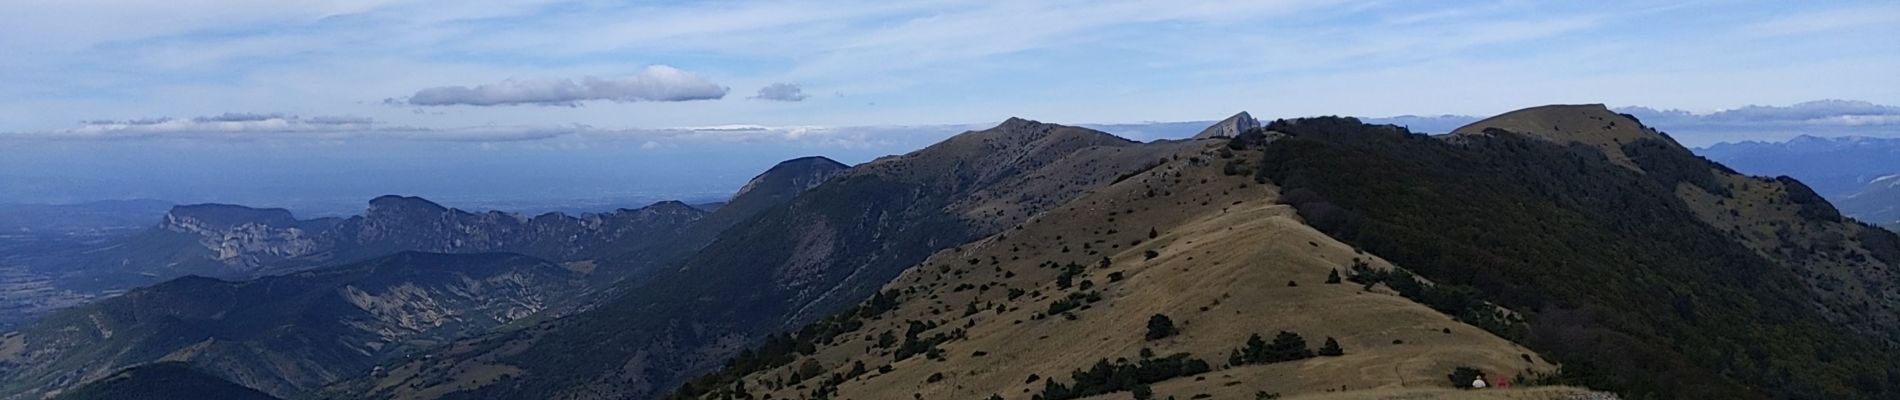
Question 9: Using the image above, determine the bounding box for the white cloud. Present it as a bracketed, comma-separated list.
[752, 83, 808, 102]
[56, 113, 378, 138]
[1618, 100, 1900, 127]
[405, 65, 728, 106]
[1345, 100, 1900, 145]
[2, 112, 988, 148]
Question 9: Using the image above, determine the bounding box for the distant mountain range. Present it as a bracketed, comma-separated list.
[0, 156, 850, 400]
[1696, 135, 1900, 228]
[5, 105, 1900, 400]
[0, 157, 846, 334]
[1838, 174, 1900, 229]
[3, 252, 582, 399]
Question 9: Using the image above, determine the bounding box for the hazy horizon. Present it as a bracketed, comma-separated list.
[7, 100, 1900, 216]
[6, 0, 1899, 214]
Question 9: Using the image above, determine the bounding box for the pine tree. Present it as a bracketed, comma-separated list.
[1264, 331, 1314, 362]
[1325, 269, 1342, 284]
[1230, 334, 1268, 366]
[1318, 337, 1343, 356]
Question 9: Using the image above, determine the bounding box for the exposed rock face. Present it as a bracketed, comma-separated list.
[159, 205, 335, 268]
[9, 153, 843, 336]
[131, 198, 709, 279]
[1192, 111, 1259, 139]
[162, 204, 300, 231]
[322, 196, 706, 265]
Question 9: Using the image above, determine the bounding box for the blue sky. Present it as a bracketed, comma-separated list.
[4, 0, 1898, 132]
[2, 1, 1899, 211]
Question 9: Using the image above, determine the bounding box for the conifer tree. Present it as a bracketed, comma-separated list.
[1318, 337, 1343, 356]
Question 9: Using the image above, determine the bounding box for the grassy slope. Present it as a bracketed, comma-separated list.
[343, 120, 1199, 400]
[676, 141, 1560, 400]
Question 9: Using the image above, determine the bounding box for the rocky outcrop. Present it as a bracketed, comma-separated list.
[155, 205, 339, 272]
[135, 197, 709, 279]
[1193, 111, 1259, 139]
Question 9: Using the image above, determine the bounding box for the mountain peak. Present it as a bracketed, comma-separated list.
[1452, 104, 1649, 139]
[1193, 111, 1259, 139]
[365, 195, 448, 216]
[728, 156, 850, 204]
[998, 116, 1039, 129]
[1453, 103, 1671, 169]
[774, 155, 848, 170]
[632, 200, 702, 215]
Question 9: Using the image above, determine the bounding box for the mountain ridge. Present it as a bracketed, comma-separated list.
[0, 252, 583, 400]
[1260, 110, 1900, 398]
[671, 128, 1562, 400]
[48, 362, 278, 400]
[337, 118, 1200, 400]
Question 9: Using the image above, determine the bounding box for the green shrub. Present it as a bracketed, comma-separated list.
[1145, 314, 1177, 340]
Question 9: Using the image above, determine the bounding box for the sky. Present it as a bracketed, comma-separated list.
[3, 0, 1899, 214]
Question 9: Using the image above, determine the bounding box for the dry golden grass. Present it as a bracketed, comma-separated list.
[733, 141, 1556, 400]
[1276, 386, 1607, 400]
[1450, 104, 1651, 169]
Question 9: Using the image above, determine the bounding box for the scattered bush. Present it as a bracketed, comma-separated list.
[1145, 314, 1177, 340]
[1032, 353, 1212, 400]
